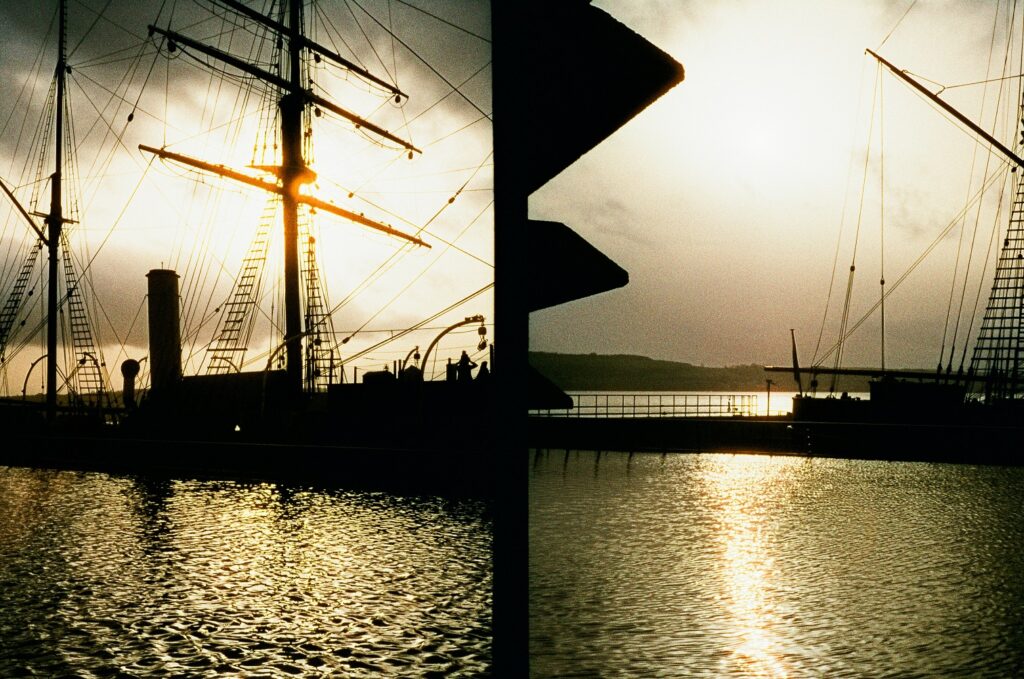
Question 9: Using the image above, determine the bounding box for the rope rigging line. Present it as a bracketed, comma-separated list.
[346, 0, 491, 120]
[161, 5, 293, 371]
[876, 0, 918, 50]
[324, 147, 494, 342]
[321, 154, 494, 267]
[197, 199, 286, 373]
[62, 18, 171, 225]
[960, 176, 1007, 372]
[63, 160, 156, 338]
[71, 41, 151, 69]
[900, 69, 947, 93]
[388, 0, 399, 95]
[418, 208, 493, 268]
[816, 12, 1024, 376]
[353, 55, 489, 145]
[70, 56, 180, 136]
[337, 282, 492, 367]
[370, 161, 494, 183]
[0, 14, 55, 290]
[410, 149, 491, 240]
[962, 3, 1024, 380]
[387, 0, 413, 147]
[199, 15, 290, 367]
[947, 2, 1015, 372]
[67, 0, 114, 59]
[0, 8, 56, 142]
[394, 0, 490, 44]
[304, 56, 488, 196]
[944, 73, 1024, 90]
[22, 158, 159, 376]
[64, 74, 83, 224]
[30, 79, 57, 214]
[68, 0, 153, 43]
[423, 111, 491, 149]
[879, 74, 886, 372]
[339, 0, 399, 86]
[173, 9, 267, 353]
[320, 123, 409, 195]
[891, 73, 1021, 168]
[831, 63, 881, 389]
[172, 46, 274, 90]
[326, 322, 494, 336]
[813, 166, 1008, 370]
[111, 292, 150, 371]
[312, 3, 385, 96]
[179, 198, 244, 368]
[68, 74, 139, 178]
[332, 197, 493, 344]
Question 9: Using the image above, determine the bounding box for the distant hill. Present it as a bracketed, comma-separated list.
[529, 352, 872, 392]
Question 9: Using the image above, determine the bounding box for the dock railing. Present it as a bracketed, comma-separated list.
[530, 393, 760, 418]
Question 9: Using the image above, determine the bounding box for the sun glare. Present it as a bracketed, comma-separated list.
[700, 455, 795, 678]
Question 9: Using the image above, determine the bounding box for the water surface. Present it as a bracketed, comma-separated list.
[0, 466, 491, 677]
[530, 450, 1024, 677]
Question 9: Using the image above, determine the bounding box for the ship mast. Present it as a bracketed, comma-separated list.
[45, 0, 67, 421]
[280, 0, 305, 396]
[143, 0, 425, 395]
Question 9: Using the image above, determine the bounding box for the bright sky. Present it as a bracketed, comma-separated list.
[0, 0, 491, 394]
[529, 0, 1024, 371]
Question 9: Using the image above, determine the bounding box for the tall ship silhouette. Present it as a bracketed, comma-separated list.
[767, 46, 1024, 461]
[0, 0, 494, 487]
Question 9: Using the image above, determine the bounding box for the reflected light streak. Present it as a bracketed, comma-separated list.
[703, 455, 791, 678]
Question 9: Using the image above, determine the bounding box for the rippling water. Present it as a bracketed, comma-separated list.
[530, 450, 1024, 678]
[0, 466, 491, 677]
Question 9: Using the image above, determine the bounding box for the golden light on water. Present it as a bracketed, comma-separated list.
[702, 455, 793, 678]
[0, 469, 493, 674]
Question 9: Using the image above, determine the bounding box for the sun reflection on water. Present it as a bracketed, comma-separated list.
[702, 455, 795, 678]
[0, 470, 492, 676]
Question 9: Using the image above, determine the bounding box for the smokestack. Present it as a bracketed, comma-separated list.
[120, 359, 140, 409]
[147, 269, 181, 393]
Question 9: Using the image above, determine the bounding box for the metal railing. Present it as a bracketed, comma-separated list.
[530, 393, 759, 418]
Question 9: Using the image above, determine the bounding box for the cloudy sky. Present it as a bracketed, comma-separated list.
[529, 0, 1024, 371]
[0, 0, 491, 391]
[3, 0, 1021, 395]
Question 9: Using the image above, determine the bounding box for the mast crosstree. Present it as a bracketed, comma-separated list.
[142, 0, 428, 395]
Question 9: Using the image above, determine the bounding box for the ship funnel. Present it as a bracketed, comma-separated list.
[120, 359, 140, 409]
[146, 269, 182, 393]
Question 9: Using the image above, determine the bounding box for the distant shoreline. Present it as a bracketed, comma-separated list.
[529, 351, 874, 392]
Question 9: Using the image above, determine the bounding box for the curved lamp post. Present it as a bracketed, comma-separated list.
[419, 315, 486, 381]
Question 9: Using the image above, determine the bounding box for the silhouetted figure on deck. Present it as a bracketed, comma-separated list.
[457, 351, 477, 382]
[475, 361, 490, 381]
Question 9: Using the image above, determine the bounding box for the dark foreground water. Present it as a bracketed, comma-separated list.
[0, 466, 491, 677]
[530, 450, 1024, 678]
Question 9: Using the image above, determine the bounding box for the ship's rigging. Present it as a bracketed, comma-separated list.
[0, 0, 493, 408]
[0, 0, 114, 419]
[779, 10, 1024, 402]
